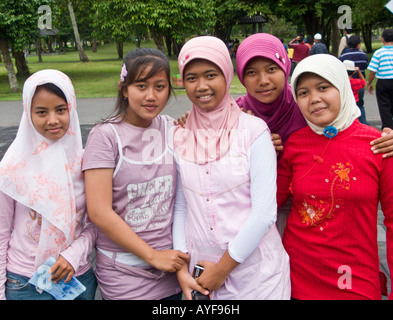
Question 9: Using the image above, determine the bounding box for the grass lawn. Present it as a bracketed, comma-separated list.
[0, 40, 246, 101]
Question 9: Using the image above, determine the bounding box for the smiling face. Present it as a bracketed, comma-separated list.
[295, 72, 341, 127]
[123, 65, 169, 128]
[243, 57, 286, 104]
[183, 59, 227, 111]
[31, 86, 70, 141]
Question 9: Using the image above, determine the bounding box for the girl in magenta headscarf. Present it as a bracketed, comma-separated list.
[236, 33, 306, 147]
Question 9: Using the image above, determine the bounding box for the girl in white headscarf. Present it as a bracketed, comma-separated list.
[277, 54, 393, 300]
[0, 69, 97, 300]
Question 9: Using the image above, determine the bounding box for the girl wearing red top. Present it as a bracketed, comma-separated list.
[277, 54, 393, 299]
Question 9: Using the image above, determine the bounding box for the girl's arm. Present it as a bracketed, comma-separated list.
[271, 133, 283, 155]
[276, 147, 293, 208]
[84, 168, 188, 273]
[0, 192, 15, 300]
[197, 130, 277, 291]
[356, 67, 365, 82]
[52, 219, 97, 283]
[371, 128, 393, 158]
[367, 71, 376, 94]
[172, 165, 188, 254]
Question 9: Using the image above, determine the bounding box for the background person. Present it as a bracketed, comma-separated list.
[310, 33, 328, 55]
[288, 35, 310, 75]
[343, 60, 368, 124]
[339, 35, 369, 125]
[367, 29, 393, 130]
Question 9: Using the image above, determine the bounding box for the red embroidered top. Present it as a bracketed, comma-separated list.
[277, 120, 393, 299]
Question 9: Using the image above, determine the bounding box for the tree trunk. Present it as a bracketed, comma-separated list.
[331, 18, 341, 57]
[362, 24, 373, 53]
[165, 34, 172, 56]
[92, 39, 97, 53]
[116, 41, 123, 59]
[36, 37, 43, 62]
[12, 48, 30, 77]
[172, 38, 182, 56]
[0, 38, 19, 92]
[151, 29, 165, 52]
[214, 21, 232, 43]
[303, 13, 320, 36]
[67, 0, 89, 62]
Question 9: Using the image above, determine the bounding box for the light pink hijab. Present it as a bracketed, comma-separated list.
[174, 36, 241, 164]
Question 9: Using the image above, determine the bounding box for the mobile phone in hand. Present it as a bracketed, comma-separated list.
[191, 264, 210, 300]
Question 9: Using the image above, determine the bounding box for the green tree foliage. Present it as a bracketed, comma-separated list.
[351, 0, 393, 52]
[0, 0, 53, 52]
[245, 0, 393, 53]
[0, 0, 54, 90]
[93, 0, 215, 57]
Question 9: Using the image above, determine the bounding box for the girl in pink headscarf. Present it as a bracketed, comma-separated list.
[173, 36, 290, 300]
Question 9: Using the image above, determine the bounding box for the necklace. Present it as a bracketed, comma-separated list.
[289, 126, 337, 194]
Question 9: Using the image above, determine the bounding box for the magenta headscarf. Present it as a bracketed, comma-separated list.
[236, 33, 306, 145]
[174, 36, 241, 164]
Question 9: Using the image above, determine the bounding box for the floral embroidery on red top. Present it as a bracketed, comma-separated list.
[298, 162, 354, 231]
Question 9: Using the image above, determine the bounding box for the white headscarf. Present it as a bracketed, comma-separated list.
[291, 54, 361, 135]
[0, 69, 84, 268]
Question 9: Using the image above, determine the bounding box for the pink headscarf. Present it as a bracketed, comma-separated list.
[235, 33, 306, 145]
[174, 36, 241, 164]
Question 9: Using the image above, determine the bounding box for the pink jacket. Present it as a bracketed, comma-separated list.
[175, 113, 291, 299]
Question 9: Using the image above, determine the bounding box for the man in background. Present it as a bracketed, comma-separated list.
[288, 35, 310, 75]
[310, 33, 328, 55]
[368, 29, 393, 130]
[338, 28, 352, 56]
[339, 35, 369, 125]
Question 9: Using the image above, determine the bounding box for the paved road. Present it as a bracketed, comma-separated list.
[0, 91, 391, 299]
[0, 94, 193, 155]
[0, 90, 383, 127]
[0, 94, 195, 127]
[0, 91, 383, 158]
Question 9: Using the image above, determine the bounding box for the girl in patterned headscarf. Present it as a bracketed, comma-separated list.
[0, 69, 97, 300]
